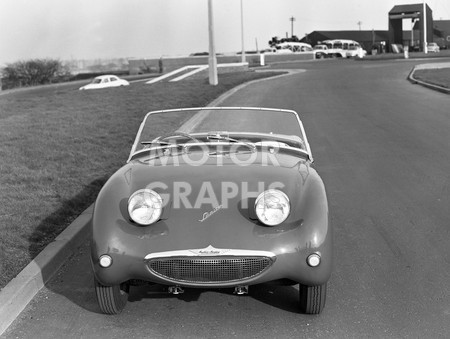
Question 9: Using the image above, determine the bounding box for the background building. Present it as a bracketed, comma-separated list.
[301, 3, 449, 52]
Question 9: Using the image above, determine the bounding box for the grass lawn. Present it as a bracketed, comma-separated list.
[0, 70, 283, 289]
[413, 68, 450, 89]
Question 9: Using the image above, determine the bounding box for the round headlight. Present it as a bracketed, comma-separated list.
[307, 253, 321, 267]
[128, 189, 163, 225]
[255, 189, 290, 226]
[99, 254, 113, 268]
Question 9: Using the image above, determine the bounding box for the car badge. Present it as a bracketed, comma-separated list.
[199, 204, 223, 222]
[189, 245, 231, 256]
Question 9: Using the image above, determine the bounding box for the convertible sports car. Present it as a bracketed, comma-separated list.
[91, 107, 332, 315]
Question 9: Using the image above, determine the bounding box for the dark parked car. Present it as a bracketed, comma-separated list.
[91, 107, 333, 314]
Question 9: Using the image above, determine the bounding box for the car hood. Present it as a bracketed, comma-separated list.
[124, 150, 311, 231]
[93, 147, 328, 254]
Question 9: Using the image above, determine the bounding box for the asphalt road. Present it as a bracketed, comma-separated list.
[3, 58, 450, 339]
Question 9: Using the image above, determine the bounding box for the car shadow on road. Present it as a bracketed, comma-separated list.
[128, 282, 301, 314]
[27, 177, 107, 313]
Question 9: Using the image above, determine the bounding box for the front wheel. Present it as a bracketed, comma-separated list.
[94, 277, 130, 314]
[299, 283, 327, 314]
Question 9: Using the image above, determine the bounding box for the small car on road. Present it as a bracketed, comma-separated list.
[313, 45, 329, 59]
[346, 45, 367, 58]
[427, 42, 440, 53]
[91, 107, 333, 315]
[79, 75, 129, 90]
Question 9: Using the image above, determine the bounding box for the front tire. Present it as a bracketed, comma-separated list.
[299, 283, 327, 314]
[94, 278, 130, 314]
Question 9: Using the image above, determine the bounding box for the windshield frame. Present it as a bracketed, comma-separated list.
[128, 107, 313, 163]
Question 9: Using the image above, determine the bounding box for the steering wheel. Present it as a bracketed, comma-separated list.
[155, 131, 201, 144]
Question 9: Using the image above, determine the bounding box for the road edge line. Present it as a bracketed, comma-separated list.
[408, 64, 450, 94]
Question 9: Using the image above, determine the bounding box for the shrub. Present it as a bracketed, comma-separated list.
[1, 59, 71, 90]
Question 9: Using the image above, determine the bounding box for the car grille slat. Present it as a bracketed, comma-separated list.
[147, 256, 273, 284]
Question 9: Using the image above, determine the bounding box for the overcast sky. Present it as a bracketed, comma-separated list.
[1, 0, 449, 65]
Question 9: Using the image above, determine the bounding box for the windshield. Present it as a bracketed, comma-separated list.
[130, 107, 310, 160]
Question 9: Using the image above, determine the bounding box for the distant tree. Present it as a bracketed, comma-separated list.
[1, 58, 70, 89]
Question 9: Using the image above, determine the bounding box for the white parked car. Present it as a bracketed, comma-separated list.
[346, 45, 367, 58]
[313, 45, 329, 59]
[79, 75, 130, 90]
[427, 43, 440, 53]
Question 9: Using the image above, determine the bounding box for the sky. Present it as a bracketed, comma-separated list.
[1, 0, 449, 66]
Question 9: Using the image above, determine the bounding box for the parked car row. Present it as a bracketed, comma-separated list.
[405, 42, 441, 53]
[269, 39, 443, 58]
[313, 39, 367, 59]
[268, 42, 313, 53]
[266, 39, 368, 59]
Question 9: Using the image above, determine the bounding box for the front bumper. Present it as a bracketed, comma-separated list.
[91, 228, 332, 288]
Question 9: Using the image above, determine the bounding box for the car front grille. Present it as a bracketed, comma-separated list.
[147, 256, 273, 284]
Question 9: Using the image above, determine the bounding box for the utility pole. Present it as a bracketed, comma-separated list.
[208, 0, 218, 85]
[240, 0, 245, 63]
[289, 16, 296, 37]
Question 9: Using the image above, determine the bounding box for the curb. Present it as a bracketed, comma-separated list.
[208, 69, 304, 107]
[0, 205, 93, 335]
[408, 62, 450, 94]
[0, 68, 301, 336]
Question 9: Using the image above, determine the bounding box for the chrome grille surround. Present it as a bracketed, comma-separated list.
[145, 247, 276, 284]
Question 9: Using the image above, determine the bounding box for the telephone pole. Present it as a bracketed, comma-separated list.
[289, 16, 296, 37]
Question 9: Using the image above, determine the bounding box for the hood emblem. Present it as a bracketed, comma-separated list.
[189, 245, 231, 256]
[199, 204, 223, 222]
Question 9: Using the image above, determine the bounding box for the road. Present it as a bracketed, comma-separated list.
[3, 58, 450, 338]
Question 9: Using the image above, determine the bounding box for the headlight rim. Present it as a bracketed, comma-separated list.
[128, 188, 163, 226]
[254, 189, 291, 226]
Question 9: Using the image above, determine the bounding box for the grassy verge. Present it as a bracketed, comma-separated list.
[0, 71, 283, 289]
[413, 68, 450, 89]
